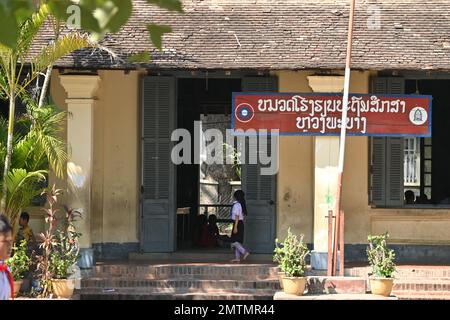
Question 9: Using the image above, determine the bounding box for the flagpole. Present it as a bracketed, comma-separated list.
[334, 0, 356, 275]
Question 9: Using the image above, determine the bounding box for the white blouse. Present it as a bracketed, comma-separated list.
[231, 201, 244, 221]
[0, 264, 11, 300]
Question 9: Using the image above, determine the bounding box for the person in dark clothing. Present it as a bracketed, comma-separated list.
[199, 214, 219, 248]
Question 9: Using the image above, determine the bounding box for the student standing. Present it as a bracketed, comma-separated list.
[230, 190, 250, 263]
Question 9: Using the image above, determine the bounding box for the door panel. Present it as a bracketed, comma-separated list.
[141, 76, 176, 252]
[241, 76, 278, 253]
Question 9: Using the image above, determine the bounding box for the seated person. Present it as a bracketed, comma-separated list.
[417, 193, 430, 204]
[15, 212, 36, 250]
[404, 190, 415, 204]
[194, 214, 208, 247]
[199, 214, 219, 248]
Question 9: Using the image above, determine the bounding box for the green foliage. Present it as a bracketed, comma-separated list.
[127, 51, 151, 63]
[47, 0, 133, 42]
[273, 229, 309, 277]
[0, 0, 36, 49]
[147, 24, 173, 50]
[1, 0, 183, 53]
[6, 239, 32, 281]
[222, 143, 241, 180]
[1, 168, 46, 230]
[36, 185, 81, 297]
[146, 0, 183, 13]
[48, 230, 80, 279]
[0, 100, 67, 229]
[367, 232, 396, 278]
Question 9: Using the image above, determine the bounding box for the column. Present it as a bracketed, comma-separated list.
[307, 75, 344, 270]
[60, 74, 101, 269]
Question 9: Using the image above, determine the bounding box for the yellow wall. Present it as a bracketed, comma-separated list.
[43, 69, 450, 247]
[275, 70, 450, 245]
[274, 71, 315, 243]
[94, 70, 142, 243]
[48, 69, 143, 244]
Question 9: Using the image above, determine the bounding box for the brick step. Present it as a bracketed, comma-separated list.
[81, 278, 280, 290]
[394, 291, 450, 300]
[392, 279, 450, 291]
[82, 264, 280, 280]
[129, 252, 273, 263]
[78, 288, 275, 300]
[345, 266, 450, 279]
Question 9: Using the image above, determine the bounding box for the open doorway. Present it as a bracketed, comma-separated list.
[176, 78, 241, 250]
[141, 75, 277, 253]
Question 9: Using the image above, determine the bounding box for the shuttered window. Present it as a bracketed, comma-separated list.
[369, 77, 405, 207]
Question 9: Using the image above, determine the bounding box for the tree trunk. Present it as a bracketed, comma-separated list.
[0, 87, 16, 214]
[38, 64, 53, 108]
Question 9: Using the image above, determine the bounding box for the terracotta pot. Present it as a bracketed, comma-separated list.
[282, 276, 307, 295]
[51, 279, 75, 299]
[13, 280, 23, 297]
[277, 272, 285, 289]
[370, 277, 394, 296]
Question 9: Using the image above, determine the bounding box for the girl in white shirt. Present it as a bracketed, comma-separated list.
[230, 190, 250, 263]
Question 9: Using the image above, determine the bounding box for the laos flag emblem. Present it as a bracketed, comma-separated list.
[235, 103, 254, 123]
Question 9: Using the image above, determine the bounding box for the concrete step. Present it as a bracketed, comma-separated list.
[392, 279, 450, 292]
[129, 252, 273, 263]
[81, 278, 281, 291]
[82, 263, 280, 280]
[395, 291, 450, 300]
[345, 266, 450, 279]
[274, 291, 398, 300]
[78, 288, 274, 300]
[307, 276, 366, 294]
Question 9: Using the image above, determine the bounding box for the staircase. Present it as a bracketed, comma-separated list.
[79, 262, 280, 300]
[78, 260, 450, 300]
[346, 265, 450, 300]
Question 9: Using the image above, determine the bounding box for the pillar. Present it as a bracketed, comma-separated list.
[307, 75, 344, 270]
[60, 74, 101, 269]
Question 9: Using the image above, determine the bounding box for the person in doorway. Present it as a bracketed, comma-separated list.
[230, 190, 250, 263]
[0, 215, 14, 300]
[404, 190, 415, 204]
[199, 214, 219, 248]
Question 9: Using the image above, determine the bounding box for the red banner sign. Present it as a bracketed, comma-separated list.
[232, 93, 432, 136]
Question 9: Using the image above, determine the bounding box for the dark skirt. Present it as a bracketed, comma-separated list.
[230, 220, 244, 243]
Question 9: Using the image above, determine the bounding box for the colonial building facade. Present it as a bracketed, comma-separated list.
[26, 0, 450, 266]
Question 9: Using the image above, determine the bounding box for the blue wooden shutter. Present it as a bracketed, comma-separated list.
[141, 76, 176, 252]
[241, 76, 278, 253]
[370, 77, 405, 207]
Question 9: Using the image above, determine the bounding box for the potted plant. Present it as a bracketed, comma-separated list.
[6, 239, 31, 297]
[274, 228, 310, 295]
[36, 186, 81, 298]
[273, 239, 285, 289]
[367, 232, 396, 296]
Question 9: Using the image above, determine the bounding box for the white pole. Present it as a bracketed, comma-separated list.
[333, 0, 356, 276]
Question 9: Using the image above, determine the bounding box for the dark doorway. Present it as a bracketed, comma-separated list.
[176, 78, 241, 250]
[405, 80, 450, 205]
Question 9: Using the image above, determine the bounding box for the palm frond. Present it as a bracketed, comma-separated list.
[30, 33, 94, 75]
[1, 168, 47, 228]
[24, 103, 68, 177]
[17, 4, 50, 60]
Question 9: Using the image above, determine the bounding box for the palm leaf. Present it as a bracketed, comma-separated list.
[17, 4, 50, 60]
[1, 168, 47, 230]
[30, 32, 94, 76]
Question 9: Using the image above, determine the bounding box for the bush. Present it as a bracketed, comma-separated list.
[367, 232, 396, 278]
[6, 239, 31, 281]
[273, 229, 309, 277]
